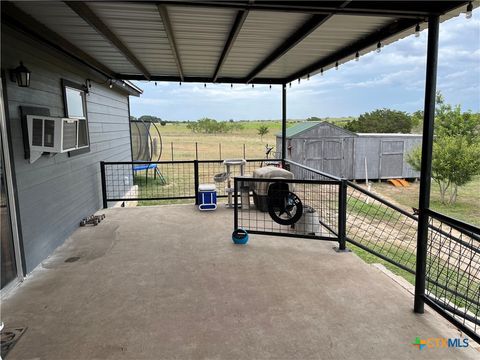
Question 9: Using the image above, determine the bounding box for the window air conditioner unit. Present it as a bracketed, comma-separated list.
[26, 115, 89, 163]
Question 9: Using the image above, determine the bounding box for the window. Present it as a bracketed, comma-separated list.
[62, 79, 90, 155]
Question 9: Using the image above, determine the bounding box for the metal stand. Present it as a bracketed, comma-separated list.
[223, 159, 246, 208]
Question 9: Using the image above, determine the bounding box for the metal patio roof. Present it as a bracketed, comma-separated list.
[2, 1, 476, 84]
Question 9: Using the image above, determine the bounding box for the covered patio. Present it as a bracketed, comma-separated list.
[2, 205, 477, 359]
[1, 1, 479, 357]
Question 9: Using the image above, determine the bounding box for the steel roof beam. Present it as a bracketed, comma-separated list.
[118, 74, 284, 85]
[154, 1, 444, 19]
[1, 1, 116, 79]
[212, 10, 249, 83]
[245, 13, 331, 83]
[65, 1, 152, 80]
[284, 18, 419, 84]
[157, 4, 185, 82]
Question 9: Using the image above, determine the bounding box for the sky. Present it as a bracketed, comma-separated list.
[130, 10, 480, 121]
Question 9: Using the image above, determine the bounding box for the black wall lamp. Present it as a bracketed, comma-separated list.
[10, 62, 31, 87]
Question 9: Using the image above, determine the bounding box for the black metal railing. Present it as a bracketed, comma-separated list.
[424, 210, 480, 342]
[233, 177, 342, 244]
[345, 181, 419, 274]
[100, 159, 266, 206]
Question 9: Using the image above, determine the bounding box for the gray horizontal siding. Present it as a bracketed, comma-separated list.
[2, 28, 133, 273]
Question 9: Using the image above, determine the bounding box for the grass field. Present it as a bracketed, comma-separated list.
[157, 118, 352, 161]
[369, 176, 480, 226]
[159, 120, 282, 160]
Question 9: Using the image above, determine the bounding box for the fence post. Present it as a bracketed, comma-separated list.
[100, 161, 108, 209]
[243, 144, 246, 159]
[171, 142, 174, 161]
[195, 142, 199, 160]
[336, 179, 347, 251]
[219, 143, 222, 160]
[194, 160, 200, 205]
[234, 177, 238, 229]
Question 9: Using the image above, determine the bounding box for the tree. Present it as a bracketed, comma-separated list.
[406, 94, 480, 205]
[160, 120, 167, 126]
[257, 125, 269, 141]
[345, 108, 413, 133]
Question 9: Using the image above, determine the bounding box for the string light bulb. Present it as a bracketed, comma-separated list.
[269, 84, 272, 89]
[289, 82, 291, 88]
[155, 81, 157, 86]
[231, 83, 233, 88]
[415, 23, 421, 37]
[179, 82, 182, 86]
[204, 83, 206, 88]
[335, 61, 339, 70]
[109, 79, 113, 89]
[307, 74, 310, 80]
[466, 2, 473, 19]
[355, 52, 359, 61]
[320, 68, 324, 76]
[298, 78, 301, 84]
[122, 82, 126, 87]
[376, 41, 382, 53]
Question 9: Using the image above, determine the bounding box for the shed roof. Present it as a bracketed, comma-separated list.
[278, 122, 321, 138]
[2, 1, 476, 84]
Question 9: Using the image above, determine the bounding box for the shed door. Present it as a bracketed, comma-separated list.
[304, 139, 344, 177]
[379, 140, 404, 178]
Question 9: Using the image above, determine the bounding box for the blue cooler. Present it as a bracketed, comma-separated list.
[198, 184, 217, 211]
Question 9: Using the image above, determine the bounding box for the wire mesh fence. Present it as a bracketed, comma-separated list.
[234, 177, 340, 240]
[345, 181, 419, 273]
[425, 211, 480, 340]
[101, 159, 271, 205]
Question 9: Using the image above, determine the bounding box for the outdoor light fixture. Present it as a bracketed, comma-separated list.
[376, 41, 382, 53]
[11, 62, 31, 87]
[415, 24, 421, 37]
[335, 61, 339, 70]
[355, 52, 360, 61]
[466, 2, 473, 18]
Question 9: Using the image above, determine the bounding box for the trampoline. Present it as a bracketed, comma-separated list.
[130, 119, 166, 184]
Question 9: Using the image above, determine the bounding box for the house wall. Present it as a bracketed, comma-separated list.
[2, 28, 133, 273]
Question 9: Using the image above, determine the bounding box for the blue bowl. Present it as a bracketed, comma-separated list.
[232, 229, 249, 245]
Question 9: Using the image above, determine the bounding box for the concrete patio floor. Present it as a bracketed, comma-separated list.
[2, 205, 478, 360]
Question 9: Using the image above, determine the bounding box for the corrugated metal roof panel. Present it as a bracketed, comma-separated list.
[219, 11, 310, 78]
[88, 2, 179, 76]
[14, 1, 138, 75]
[259, 15, 393, 79]
[275, 122, 320, 138]
[167, 6, 237, 77]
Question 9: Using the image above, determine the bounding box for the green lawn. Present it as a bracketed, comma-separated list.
[370, 176, 480, 227]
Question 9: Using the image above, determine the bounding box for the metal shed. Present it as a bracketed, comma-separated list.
[276, 122, 422, 180]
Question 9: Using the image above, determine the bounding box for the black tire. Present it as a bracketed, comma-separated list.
[268, 190, 303, 226]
